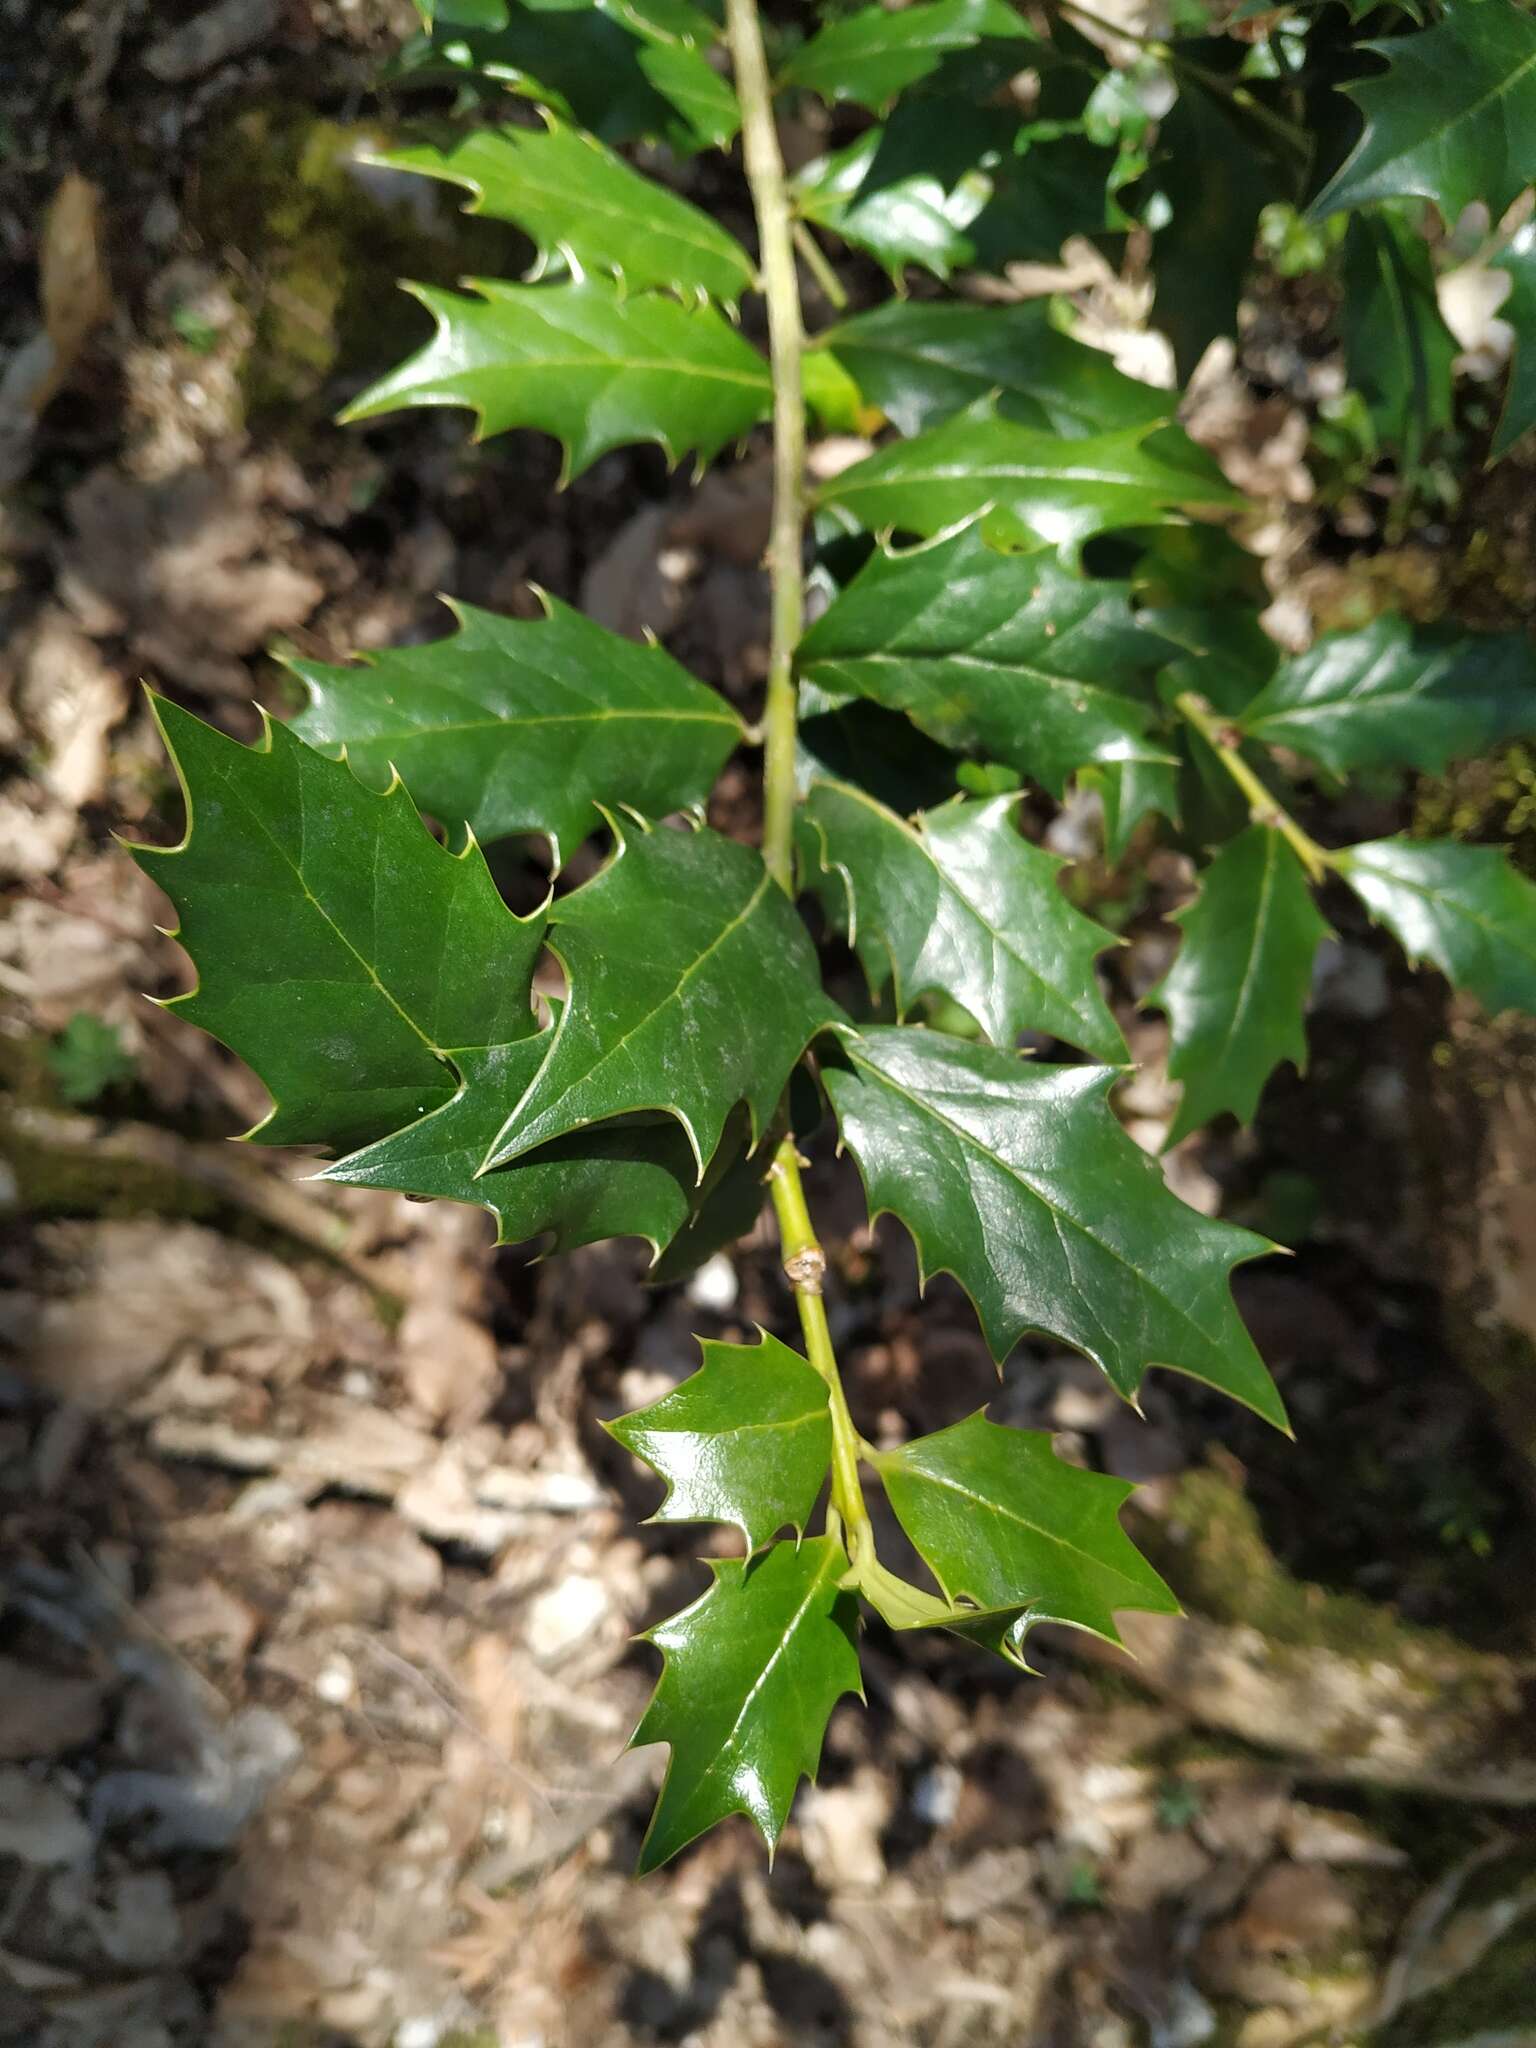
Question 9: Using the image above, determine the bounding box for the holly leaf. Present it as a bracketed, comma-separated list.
[606, 1333, 832, 1552]
[376, 122, 755, 305]
[484, 821, 839, 1178]
[128, 700, 543, 1155]
[286, 594, 742, 866]
[1340, 210, 1456, 463]
[1311, 0, 1536, 224]
[649, 1132, 771, 1283]
[823, 1026, 1284, 1424]
[817, 406, 1238, 563]
[1492, 221, 1536, 459]
[799, 783, 1126, 1062]
[318, 1033, 719, 1256]
[873, 1413, 1179, 1662]
[793, 104, 1114, 282]
[778, 0, 1033, 111]
[1236, 616, 1536, 776]
[795, 522, 1176, 793]
[420, 0, 733, 152]
[341, 276, 769, 478]
[1337, 838, 1536, 1018]
[818, 300, 1175, 438]
[1083, 756, 1181, 863]
[1155, 827, 1330, 1146]
[631, 1534, 863, 1871]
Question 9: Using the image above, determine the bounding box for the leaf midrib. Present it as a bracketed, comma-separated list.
[849, 1043, 1230, 1359]
[890, 1456, 1150, 1603]
[691, 1546, 844, 1798]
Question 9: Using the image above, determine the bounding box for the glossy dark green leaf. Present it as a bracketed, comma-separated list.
[485, 822, 838, 1177]
[287, 595, 742, 866]
[377, 122, 755, 304]
[648, 1132, 771, 1283]
[796, 522, 1176, 792]
[824, 1026, 1284, 1423]
[1083, 757, 1181, 863]
[778, 0, 1031, 109]
[318, 1033, 711, 1256]
[1337, 838, 1536, 1017]
[1492, 221, 1536, 459]
[818, 300, 1175, 438]
[422, 0, 733, 152]
[793, 104, 1114, 281]
[1340, 210, 1456, 461]
[817, 407, 1239, 562]
[1312, 0, 1536, 224]
[130, 700, 543, 1155]
[631, 1534, 862, 1871]
[1155, 827, 1330, 1145]
[873, 1413, 1179, 1661]
[1236, 616, 1536, 776]
[1149, 71, 1283, 379]
[342, 277, 769, 478]
[606, 1333, 832, 1551]
[799, 784, 1125, 1061]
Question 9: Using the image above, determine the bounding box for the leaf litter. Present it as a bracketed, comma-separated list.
[1, 3, 1535, 2043]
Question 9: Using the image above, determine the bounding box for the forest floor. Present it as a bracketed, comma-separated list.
[3, 4, 1536, 2046]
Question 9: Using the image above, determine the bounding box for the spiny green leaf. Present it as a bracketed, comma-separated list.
[341, 277, 769, 478]
[129, 701, 543, 1155]
[1236, 616, 1536, 776]
[873, 1413, 1179, 1661]
[484, 821, 839, 1177]
[1340, 210, 1456, 462]
[818, 300, 1175, 439]
[796, 522, 1176, 792]
[376, 122, 755, 305]
[318, 1033, 715, 1257]
[1155, 827, 1330, 1146]
[778, 0, 1032, 111]
[605, 1333, 832, 1552]
[286, 594, 742, 866]
[1083, 757, 1182, 864]
[1311, 0, 1536, 224]
[649, 1135, 771, 1283]
[798, 784, 1126, 1062]
[823, 1026, 1284, 1424]
[1491, 221, 1536, 459]
[421, 0, 733, 152]
[817, 407, 1238, 563]
[1337, 837, 1536, 1018]
[793, 104, 1114, 282]
[631, 1534, 862, 1872]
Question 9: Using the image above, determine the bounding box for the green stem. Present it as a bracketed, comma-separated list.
[726, 0, 805, 896]
[792, 220, 849, 313]
[1174, 690, 1332, 883]
[727, 0, 876, 1560]
[768, 1137, 871, 1548]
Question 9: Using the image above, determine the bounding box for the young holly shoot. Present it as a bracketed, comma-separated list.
[135, 0, 1536, 1872]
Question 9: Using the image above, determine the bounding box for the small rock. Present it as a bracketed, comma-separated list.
[0, 1771, 91, 1865]
[941, 1845, 1035, 1925]
[525, 1574, 609, 1661]
[0, 1654, 106, 1762]
[1281, 1805, 1406, 1868]
[143, 0, 281, 82]
[798, 1770, 891, 1891]
[1311, 940, 1390, 1021]
[684, 1253, 739, 1313]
